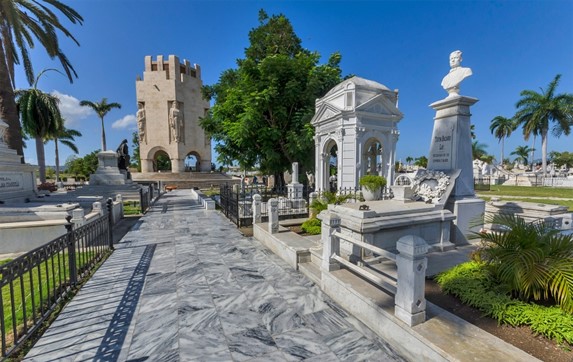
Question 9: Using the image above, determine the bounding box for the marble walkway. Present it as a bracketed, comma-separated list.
[25, 190, 406, 361]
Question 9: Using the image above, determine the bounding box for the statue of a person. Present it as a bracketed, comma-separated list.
[169, 102, 181, 143]
[137, 103, 146, 142]
[441, 50, 472, 97]
[116, 139, 130, 170]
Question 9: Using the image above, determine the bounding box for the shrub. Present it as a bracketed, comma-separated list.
[301, 218, 322, 235]
[309, 191, 353, 218]
[437, 261, 573, 345]
[359, 175, 387, 192]
[472, 214, 573, 313]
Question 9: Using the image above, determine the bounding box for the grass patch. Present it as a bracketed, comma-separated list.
[436, 261, 573, 345]
[479, 185, 573, 198]
[1, 250, 108, 343]
[123, 201, 141, 215]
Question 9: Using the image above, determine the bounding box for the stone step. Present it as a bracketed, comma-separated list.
[298, 262, 321, 285]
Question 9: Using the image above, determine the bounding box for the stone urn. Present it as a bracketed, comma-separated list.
[362, 189, 381, 201]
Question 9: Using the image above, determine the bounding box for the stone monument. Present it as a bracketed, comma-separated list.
[136, 55, 211, 173]
[428, 50, 485, 243]
[310, 77, 403, 191]
[0, 118, 37, 203]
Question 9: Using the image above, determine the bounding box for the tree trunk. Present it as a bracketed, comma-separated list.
[55, 138, 60, 183]
[500, 138, 504, 166]
[100, 116, 107, 151]
[36, 136, 46, 183]
[530, 135, 536, 169]
[0, 44, 25, 161]
[541, 129, 548, 177]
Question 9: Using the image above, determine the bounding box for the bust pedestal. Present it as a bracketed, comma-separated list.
[89, 151, 131, 185]
[428, 95, 485, 244]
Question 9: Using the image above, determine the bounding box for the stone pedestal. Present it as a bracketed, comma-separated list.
[89, 151, 131, 185]
[428, 96, 484, 243]
[287, 183, 303, 199]
[394, 235, 428, 326]
[0, 119, 37, 203]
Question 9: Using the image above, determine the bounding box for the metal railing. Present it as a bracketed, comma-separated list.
[0, 205, 115, 358]
[217, 184, 393, 228]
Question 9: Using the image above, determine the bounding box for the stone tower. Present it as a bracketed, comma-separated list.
[136, 55, 211, 173]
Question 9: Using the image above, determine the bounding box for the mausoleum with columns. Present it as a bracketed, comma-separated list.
[310, 76, 403, 191]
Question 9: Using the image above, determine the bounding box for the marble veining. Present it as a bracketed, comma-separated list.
[24, 190, 405, 362]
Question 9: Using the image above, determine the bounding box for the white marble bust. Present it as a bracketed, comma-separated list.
[441, 50, 472, 97]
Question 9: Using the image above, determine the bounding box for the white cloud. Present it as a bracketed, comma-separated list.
[112, 114, 137, 129]
[51, 90, 93, 126]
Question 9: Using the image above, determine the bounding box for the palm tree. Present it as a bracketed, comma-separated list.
[471, 141, 488, 160]
[44, 126, 82, 183]
[514, 74, 573, 176]
[405, 156, 413, 165]
[79, 98, 121, 151]
[0, 0, 82, 160]
[489, 116, 516, 166]
[15, 69, 64, 183]
[511, 145, 534, 166]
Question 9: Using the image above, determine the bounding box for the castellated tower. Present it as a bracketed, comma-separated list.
[136, 55, 211, 173]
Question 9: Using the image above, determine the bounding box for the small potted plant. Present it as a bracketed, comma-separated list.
[359, 174, 387, 201]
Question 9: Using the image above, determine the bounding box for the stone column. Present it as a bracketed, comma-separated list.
[287, 162, 303, 200]
[71, 208, 86, 229]
[394, 235, 429, 327]
[268, 198, 279, 234]
[92, 201, 104, 216]
[318, 210, 340, 272]
[252, 194, 262, 224]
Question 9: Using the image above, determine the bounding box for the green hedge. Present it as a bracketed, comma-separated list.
[301, 218, 321, 235]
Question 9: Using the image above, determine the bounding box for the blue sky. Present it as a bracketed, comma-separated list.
[14, 0, 573, 167]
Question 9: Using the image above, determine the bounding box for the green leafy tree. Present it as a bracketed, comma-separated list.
[473, 214, 573, 313]
[511, 145, 534, 166]
[550, 151, 573, 168]
[79, 98, 121, 151]
[514, 74, 573, 176]
[15, 69, 64, 183]
[489, 116, 517, 165]
[65, 150, 98, 179]
[472, 141, 489, 160]
[414, 156, 428, 168]
[201, 10, 343, 187]
[44, 126, 81, 183]
[0, 0, 83, 160]
[156, 153, 171, 171]
[131, 131, 141, 171]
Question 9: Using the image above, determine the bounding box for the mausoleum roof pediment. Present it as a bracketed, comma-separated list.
[325, 76, 391, 97]
[355, 94, 404, 119]
[310, 103, 342, 125]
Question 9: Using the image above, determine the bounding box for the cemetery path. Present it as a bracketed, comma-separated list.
[24, 189, 405, 361]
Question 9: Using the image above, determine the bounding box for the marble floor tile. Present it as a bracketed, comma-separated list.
[258, 297, 306, 335]
[218, 308, 263, 336]
[227, 325, 279, 361]
[273, 327, 332, 361]
[302, 309, 352, 337]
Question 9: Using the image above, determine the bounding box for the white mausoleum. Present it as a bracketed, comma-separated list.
[310, 76, 403, 190]
[136, 55, 211, 173]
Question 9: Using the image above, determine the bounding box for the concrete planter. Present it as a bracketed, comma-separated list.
[362, 188, 381, 201]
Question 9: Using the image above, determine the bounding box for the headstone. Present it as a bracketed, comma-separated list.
[268, 198, 279, 234]
[287, 162, 303, 200]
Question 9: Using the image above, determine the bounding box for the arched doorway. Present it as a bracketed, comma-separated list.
[323, 139, 338, 191]
[362, 138, 383, 176]
[154, 150, 171, 172]
[184, 152, 201, 172]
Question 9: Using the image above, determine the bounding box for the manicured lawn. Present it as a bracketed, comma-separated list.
[480, 185, 573, 198]
[123, 201, 141, 215]
[1, 250, 107, 340]
[479, 196, 573, 212]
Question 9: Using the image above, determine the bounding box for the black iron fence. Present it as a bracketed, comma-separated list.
[0, 205, 115, 358]
[217, 184, 392, 228]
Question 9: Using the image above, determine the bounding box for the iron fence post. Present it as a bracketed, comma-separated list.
[139, 188, 144, 213]
[107, 198, 115, 250]
[65, 215, 78, 285]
